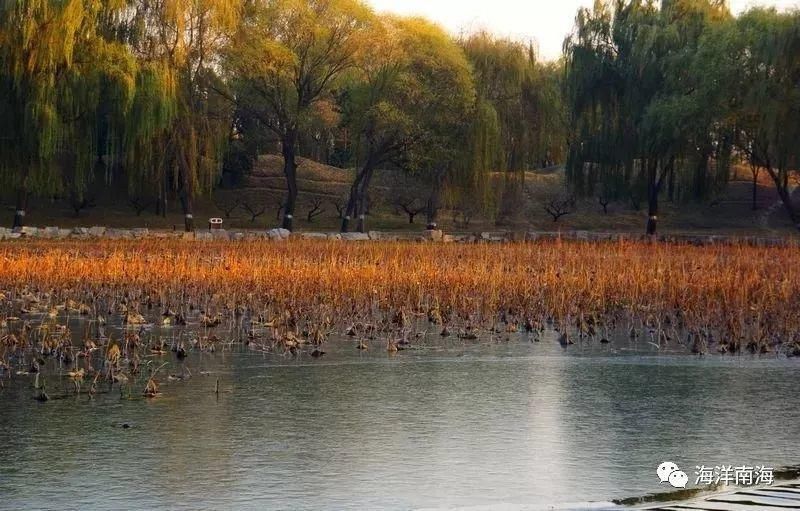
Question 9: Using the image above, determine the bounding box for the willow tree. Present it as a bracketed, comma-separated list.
[461, 33, 566, 222]
[226, 0, 373, 231]
[444, 97, 502, 223]
[384, 18, 476, 230]
[727, 8, 800, 230]
[563, 0, 731, 234]
[123, 0, 239, 231]
[462, 33, 565, 173]
[0, 0, 135, 228]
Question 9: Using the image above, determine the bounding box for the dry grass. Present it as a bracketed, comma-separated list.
[0, 239, 798, 355]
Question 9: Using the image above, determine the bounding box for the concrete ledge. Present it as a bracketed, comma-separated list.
[340, 232, 370, 241]
[299, 232, 328, 240]
[267, 228, 291, 241]
[0, 226, 797, 248]
[88, 226, 106, 237]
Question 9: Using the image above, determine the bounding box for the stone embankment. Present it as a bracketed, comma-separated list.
[0, 226, 796, 247]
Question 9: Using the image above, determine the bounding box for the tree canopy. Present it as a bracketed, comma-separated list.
[121, 0, 240, 230]
[563, 0, 737, 234]
[0, 0, 136, 227]
[1, 0, 798, 233]
[225, 0, 374, 231]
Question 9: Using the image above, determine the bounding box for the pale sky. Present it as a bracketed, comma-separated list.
[366, 0, 800, 61]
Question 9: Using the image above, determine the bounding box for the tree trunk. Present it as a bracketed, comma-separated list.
[177, 162, 195, 232]
[426, 178, 442, 230]
[751, 170, 759, 211]
[693, 146, 712, 200]
[179, 189, 194, 232]
[341, 192, 356, 233]
[12, 186, 27, 230]
[646, 159, 660, 236]
[356, 166, 375, 233]
[646, 188, 658, 235]
[766, 166, 799, 230]
[646, 157, 674, 235]
[667, 163, 676, 202]
[341, 166, 368, 233]
[281, 130, 299, 231]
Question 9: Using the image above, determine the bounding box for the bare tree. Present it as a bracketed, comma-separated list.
[214, 195, 241, 218]
[306, 197, 326, 223]
[544, 195, 576, 222]
[395, 197, 425, 224]
[274, 199, 285, 221]
[129, 196, 154, 217]
[386, 171, 429, 226]
[629, 190, 642, 211]
[242, 199, 267, 223]
[598, 195, 611, 214]
[331, 196, 346, 219]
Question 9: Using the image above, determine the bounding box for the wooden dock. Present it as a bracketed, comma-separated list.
[642, 481, 800, 510]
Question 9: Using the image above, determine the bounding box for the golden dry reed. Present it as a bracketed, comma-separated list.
[0, 239, 799, 354]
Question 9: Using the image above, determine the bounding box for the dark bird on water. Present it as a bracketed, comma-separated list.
[34, 382, 49, 402]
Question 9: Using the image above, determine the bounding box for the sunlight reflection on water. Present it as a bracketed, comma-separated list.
[1, 329, 798, 510]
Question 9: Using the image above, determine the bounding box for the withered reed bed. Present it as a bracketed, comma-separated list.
[0, 238, 798, 355]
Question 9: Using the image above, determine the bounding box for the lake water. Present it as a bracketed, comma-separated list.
[1, 329, 799, 510]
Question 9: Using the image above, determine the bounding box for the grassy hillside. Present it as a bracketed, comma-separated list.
[2, 154, 798, 236]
